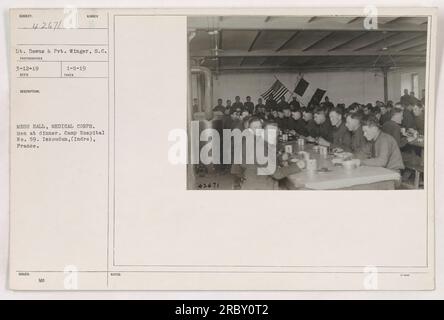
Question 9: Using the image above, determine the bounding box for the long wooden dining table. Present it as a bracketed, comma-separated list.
[279, 140, 401, 190]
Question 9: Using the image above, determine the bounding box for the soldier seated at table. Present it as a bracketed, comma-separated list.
[318, 106, 351, 151]
[371, 106, 382, 123]
[265, 96, 277, 109]
[232, 96, 244, 110]
[361, 115, 404, 174]
[379, 103, 390, 125]
[302, 107, 317, 138]
[275, 108, 285, 128]
[229, 107, 244, 130]
[346, 102, 360, 114]
[255, 105, 267, 120]
[255, 98, 266, 116]
[382, 107, 410, 148]
[383, 107, 422, 178]
[277, 105, 293, 131]
[213, 98, 226, 114]
[226, 99, 233, 113]
[413, 102, 425, 135]
[234, 119, 301, 190]
[289, 107, 306, 136]
[306, 106, 332, 142]
[244, 96, 255, 114]
[277, 96, 289, 110]
[289, 96, 301, 109]
[363, 103, 373, 116]
[345, 111, 371, 158]
[399, 101, 416, 130]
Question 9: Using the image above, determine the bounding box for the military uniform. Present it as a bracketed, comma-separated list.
[237, 138, 301, 190]
[243, 101, 255, 114]
[350, 126, 371, 158]
[289, 99, 301, 109]
[265, 98, 277, 110]
[277, 100, 289, 111]
[401, 109, 416, 129]
[255, 103, 266, 114]
[277, 116, 293, 131]
[330, 121, 352, 151]
[232, 101, 244, 110]
[213, 105, 226, 113]
[380, 112, 391, 125]
[362, 131, 404, 171]
[415, 113, 425, 135]
[305, 119, 318, 138]
[382, 120, 407, 148]
[289, 118, 307, 136]
[313, 121, 332, 141]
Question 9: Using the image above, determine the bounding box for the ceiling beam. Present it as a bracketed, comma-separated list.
[328, 32, 369, 51]
[275, 31, 300, 51]
[388, 34, 426, 50]
[347, 17, 362, 24]
[399, 42, 427, 52]
[353, 32, 400, 51]
[302, 31, 335, 51]
[189, 22, 427, 32]
[383, 17, 402, 24]
[308, 16, 317, 23]
[212, 64, 426, 73]
[191, 48, 425, 57]
[247, 31, 262, 52]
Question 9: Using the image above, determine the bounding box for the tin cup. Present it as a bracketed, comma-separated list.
[306, 159, 317, 172]
[297, 138, 305, 147]
[320, 146, 328, 156]
[282, 133, 288, 142]
[285, 144, 293, 154]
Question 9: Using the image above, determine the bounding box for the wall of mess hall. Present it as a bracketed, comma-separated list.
[387, 66, 427, 103]
[210, 70, 384, 107]
[190, 67, 426, 109]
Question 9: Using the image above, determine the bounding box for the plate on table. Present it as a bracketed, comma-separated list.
[333, 151, 353, 159]
[331, 158, 344, 165]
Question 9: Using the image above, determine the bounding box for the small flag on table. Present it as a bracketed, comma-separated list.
[293, 78, 309, 96]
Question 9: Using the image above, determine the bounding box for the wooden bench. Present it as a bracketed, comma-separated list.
[403, 164, 424, 189]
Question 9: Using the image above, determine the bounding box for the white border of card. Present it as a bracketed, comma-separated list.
[9, 7, 437, 290]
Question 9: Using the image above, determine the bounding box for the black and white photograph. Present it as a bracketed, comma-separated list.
[188, 15, 428, 190]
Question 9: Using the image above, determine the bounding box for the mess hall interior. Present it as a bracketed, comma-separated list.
[187, 15, 427, 190]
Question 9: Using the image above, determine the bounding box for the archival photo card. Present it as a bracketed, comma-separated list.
[8, 7, 437, 291]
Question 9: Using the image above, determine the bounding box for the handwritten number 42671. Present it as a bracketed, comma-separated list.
[198, 182, 220, 190]
[32, 21, 63, 30]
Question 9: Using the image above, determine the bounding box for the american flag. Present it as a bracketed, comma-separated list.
[260, 79, 290, 101]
